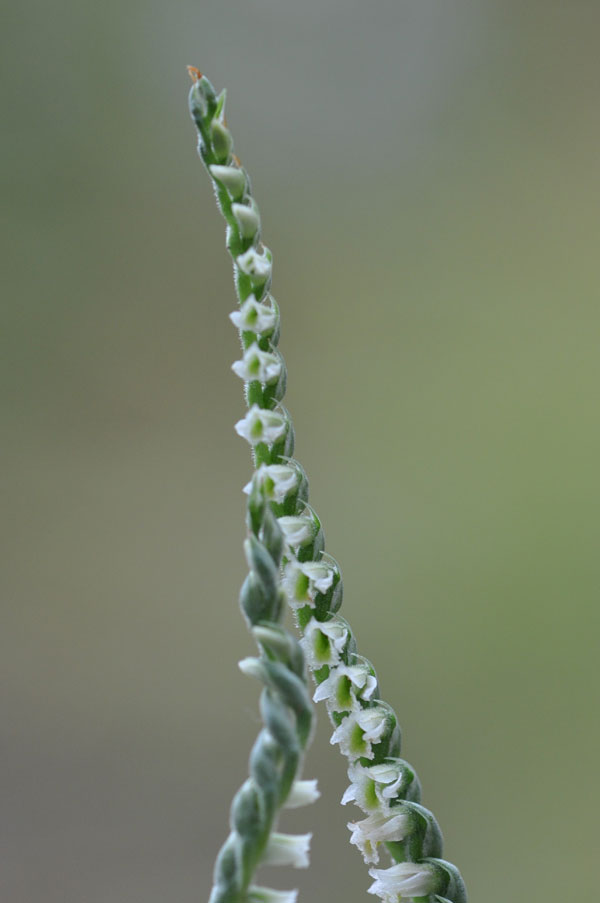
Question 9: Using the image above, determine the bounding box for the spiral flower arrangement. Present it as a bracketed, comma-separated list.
[189, 70, 467, 903]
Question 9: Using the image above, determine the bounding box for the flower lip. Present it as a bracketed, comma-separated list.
[234, 404, 287, 447]
[230, 295, 277, 335]
[232, 343, 282, 385]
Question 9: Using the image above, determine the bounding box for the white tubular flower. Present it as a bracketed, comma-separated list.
[261, 833, 312, 869]
[284, 559, 335, 607]
[247, 886, 298, 903]
[232, 199, 261, 239]
[367, 862, 437, 902]
[284, 779, 320, 809]
[277, 515, 315, 551]
[347, 809, 412, 864]
[313, 662, 377, 712]
[209, 163, 247, 200]
[237, 247, 272, 281]
[244, 464, 300, 503]
[230, 295, 277, 335]
[235, 404, 287, 446]
[300, 617, 348, 668]
[232, 343, 282, 385]
[330, 706, 388, 760]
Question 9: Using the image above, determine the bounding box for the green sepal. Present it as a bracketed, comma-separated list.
[231, 779, 264, 847]
[426, 859, 468, 903]
[267, 406, 295, 463]
[240, 572, 281, 626]
[215, 88, 227, 120]
[294, 504, 324, 562]
[383, 757, 422, 804]
[209, 833, 242, 903]
[246, 478, 266, 536]
[262, 354, 287, 407]
[312, 663, 329, 684]
[296, 604, 313, 631]
[260, 507, 284, 566]
[386, 802, 443, 864]
[311, 557, 343, 621]
[268, 296, 281, 346]
[245, 535, 279, 602]
[259, 690, 299, 758]
[249, 731, 280, 813]
[364, 700, 402, 762]
[253, 624, 305, 678]
[188, 76, 217, 148]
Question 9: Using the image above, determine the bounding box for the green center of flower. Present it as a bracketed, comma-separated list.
[336, 675, 353, 709]
[313, 629, 331, 663]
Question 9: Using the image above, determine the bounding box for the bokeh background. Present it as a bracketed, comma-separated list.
[3, 2, 599, 901]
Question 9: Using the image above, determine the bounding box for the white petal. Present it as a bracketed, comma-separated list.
[277, 516, 314, 549]
[247, 886, 298, 903]
[262, 833, 312, 869]
[284, 779, 320, 809]
[367, 862, 436, 899]
[347, 810, 412, 864]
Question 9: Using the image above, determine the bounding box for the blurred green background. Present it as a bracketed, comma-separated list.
[2, 2, 599, 900]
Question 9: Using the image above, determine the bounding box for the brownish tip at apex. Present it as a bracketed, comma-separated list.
[187, 66, 202, 83]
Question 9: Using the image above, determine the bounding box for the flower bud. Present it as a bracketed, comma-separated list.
[232, 199, 261, 240]
[209, 164, 247, 200]
[210, 118, 233, 163]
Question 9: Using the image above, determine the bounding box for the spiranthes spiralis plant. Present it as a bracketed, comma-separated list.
[189, 69, 467, 903]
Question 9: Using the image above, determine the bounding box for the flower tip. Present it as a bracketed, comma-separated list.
[187, 65, 202, 82]
[284, 779, 320, 809]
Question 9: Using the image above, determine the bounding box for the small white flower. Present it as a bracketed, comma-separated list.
[313, 662, 377, 712]
[284, 779, 320, 809]
[230, 295, 277, 335]
[235, 405, 287, 446]
[330, 706, 388, 760]
[237, 247, 272, 281]
[300, 617, 348, 668]
[284, 560, 335, 607]
[247, 886, 298, 903]
[243, 464, 300, 503]
[342, 760, 412, 813]
[261, 833, 311, 869]
[367, 862, 436, 901]
[348, 809, 412, 864]
[209, 163, 247, 200]
[277, 516, 315, 550]
[232, 343, 282, 385]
